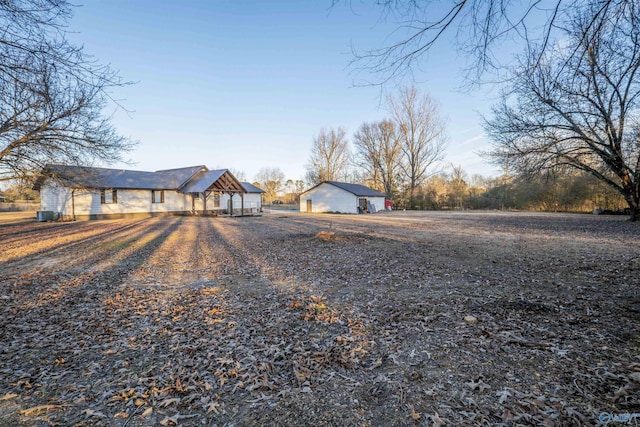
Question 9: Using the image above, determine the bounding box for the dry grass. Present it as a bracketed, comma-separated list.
[0, 211, 35, 225]
[0, 211, 638, 426]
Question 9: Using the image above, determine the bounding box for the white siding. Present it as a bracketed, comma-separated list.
[221, 193, 262, 213]
[366, 197, 386, 212]
[80, 189, 195, 217]
[107, 189, 192, 214]
[39, 179, 261, 219]
[300, 183, 358, 214]
[40, 181, 75, 216]
[39, 179, 198, 218]
[299, 183, 386, 214]
[243, 193, 262, 210]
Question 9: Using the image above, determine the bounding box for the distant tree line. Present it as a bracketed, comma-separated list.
[250, 157, 626, 214]
[411, 167, 626, 214]
[250, 81, 629, 215]
[0, 181, 39, 202]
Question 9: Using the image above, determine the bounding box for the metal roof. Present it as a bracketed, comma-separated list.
[155, 166, 208, 189]
[180, 170, 226, 193]
[35, 164, 205, 190]
[34, 164, 248, 194]
[179, 169, 246, 194]
[319, 181, 386, 197]
[241, 182, 265, 193]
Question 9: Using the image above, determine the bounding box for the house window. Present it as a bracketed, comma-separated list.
[101, 189, 117, 204]
[152, 190, 165, 203]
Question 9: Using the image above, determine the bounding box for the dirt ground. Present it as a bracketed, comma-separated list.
[0, 211, 638, 426]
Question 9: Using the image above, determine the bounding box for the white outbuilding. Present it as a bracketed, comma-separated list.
[299, 181, 386, 214]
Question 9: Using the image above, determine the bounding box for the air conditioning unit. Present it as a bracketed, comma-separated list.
[36, 211, 56, 221]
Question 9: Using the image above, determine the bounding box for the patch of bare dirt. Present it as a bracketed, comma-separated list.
[0, 211, 638, 426]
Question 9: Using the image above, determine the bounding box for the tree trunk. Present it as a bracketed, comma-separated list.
[627, 196, 640, 222]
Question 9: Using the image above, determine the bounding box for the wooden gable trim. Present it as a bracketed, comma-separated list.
[210, 171, 244, 193]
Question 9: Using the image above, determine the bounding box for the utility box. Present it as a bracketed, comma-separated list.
[36, 211, 56, 222]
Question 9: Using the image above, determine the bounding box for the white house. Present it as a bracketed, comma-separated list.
[227, 182, 264, 214]
[299, 181, 386, 214]
[34, 164, 264, 220]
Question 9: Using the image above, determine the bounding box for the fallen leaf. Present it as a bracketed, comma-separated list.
[84, 409, 107, 418]
[427, 412, 446, 427]
[496, 388, 511, 404]
[0, 393, 18, 401]
[466, 379, 491, 392]
[206, 402, 221, 414]
[160, 397, 181, 407]
[19, 405, 62, 417]
[409, 406, 421, 420]
[464, 315, 478, 324]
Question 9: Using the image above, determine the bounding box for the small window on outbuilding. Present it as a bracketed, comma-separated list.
[101, 189, 117, 204]
[152, 190, 165, 203]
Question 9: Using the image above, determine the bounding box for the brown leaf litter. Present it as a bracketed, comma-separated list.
[0, 211, 638, 426]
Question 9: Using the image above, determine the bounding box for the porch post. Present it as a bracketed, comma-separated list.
[203, 191, 207, 215]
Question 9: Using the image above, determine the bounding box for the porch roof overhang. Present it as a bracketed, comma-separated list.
[179, 169, 245, 194]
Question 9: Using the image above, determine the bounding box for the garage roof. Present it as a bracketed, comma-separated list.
[318, 181, 386, 197]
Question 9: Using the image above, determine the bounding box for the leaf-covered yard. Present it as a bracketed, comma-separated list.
[0, 211, 638, 426]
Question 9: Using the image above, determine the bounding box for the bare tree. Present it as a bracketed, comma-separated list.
[229, 169, 247, 182]
[353, 122, 381, 188]
[447, 164, 469, 209]
[282, 179, 299, 203]
[353, 120, 402, 199]
[0, 0, 135, 182]
[295, 179, 306, 195]
[389, 86, 447, 205]
[305, 127, 350, 185]
[340, 0, 621, 85]
[285, 179, 294, 193]
[485, 2, 640, 221]
[254, 167, 285, 204]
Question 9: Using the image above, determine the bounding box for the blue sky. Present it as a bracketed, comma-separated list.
[68, 0, 502, 183]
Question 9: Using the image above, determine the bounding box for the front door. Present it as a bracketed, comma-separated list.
[306, 199, 312, 213]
